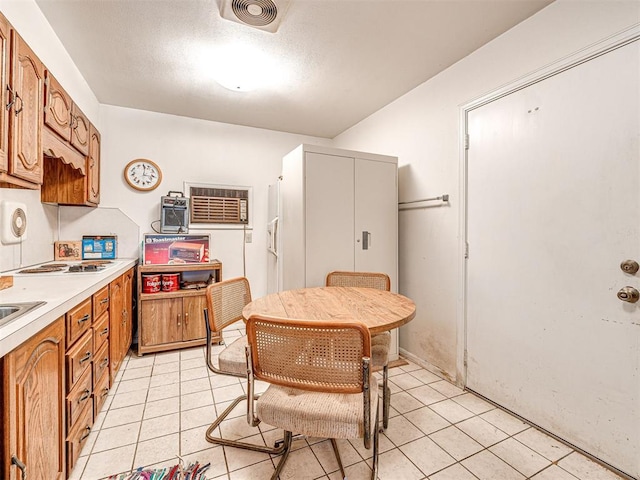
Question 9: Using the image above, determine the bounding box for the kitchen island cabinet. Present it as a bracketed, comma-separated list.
[137, 262, 222, 355]
[2, 316, 66, 480]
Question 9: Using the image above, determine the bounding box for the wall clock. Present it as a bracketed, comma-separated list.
[124, 159, 162, 191]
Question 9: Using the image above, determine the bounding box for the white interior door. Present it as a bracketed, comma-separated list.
[466, 40, 639, 477]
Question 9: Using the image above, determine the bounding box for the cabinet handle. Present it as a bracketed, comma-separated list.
[80, 425, 92, 442]
[11, 455, 27, 480]
[100, 297, 109, 305]
[79, 352, 92, 364]
[69, 113, 76, 130]
[101, 387, 109, 398]
[77, 314, 90, 325]
[185, 312, 189, 326]
[6, 85, 15, 111]
[100, 357, 109, 368]
[177, 313, 181, 327]
[14, 93, 23, 115]
[79, 389, 91, 403]
[101, 327, 109, 336]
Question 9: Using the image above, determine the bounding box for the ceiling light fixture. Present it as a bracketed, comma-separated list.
[209, 43, 286, 92]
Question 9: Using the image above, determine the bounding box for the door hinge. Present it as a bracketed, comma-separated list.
[465, 242, 469, 259]
[464, 134, 470, 150]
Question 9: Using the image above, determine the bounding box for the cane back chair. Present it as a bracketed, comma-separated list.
[325, 271, 392, 429]
[203, 277, 287, 456]
[245, 315, 380, 480]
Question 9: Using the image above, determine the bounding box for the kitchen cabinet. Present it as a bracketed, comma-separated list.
[2, 316, 66, 480]
[41, 70, 101, 206]
[87, 124, 100, 204]
[0, 13, 44, 189]
[280, 144, 399, 358]
[137, 262, 222, 355]
[109, 268, 133, 383]
[0, 14, 10, 174]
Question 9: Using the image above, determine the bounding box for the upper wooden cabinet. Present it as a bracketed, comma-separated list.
[87, 124, 100, 204]
[0, 14, 10, 174]
[0, 15, 44, 189]
[41, 71, 100, 206]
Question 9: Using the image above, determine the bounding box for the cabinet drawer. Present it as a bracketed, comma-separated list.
[66, 366, 92, 431]
[93, 341, 109, 386]
[93, 369, 110, 418]
[93, 285, 110, 320]
[93, 312, 109, 352]
[67, 298, 92, 347]
[66, 329, 93, 391]
[66, 399, 93, 474]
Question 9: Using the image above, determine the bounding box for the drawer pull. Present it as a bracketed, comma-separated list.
[80, 426, 91, 442]
[100, 327, 109, 336]
[79, 389, 91, 402]
[11, 455, 27, 480]
[100, 357, 109, 368]
[101, 387, 109, 398]
[79, 352, 92, 364]
[100, 297, 109, 304]
[77, 314, 90, 324]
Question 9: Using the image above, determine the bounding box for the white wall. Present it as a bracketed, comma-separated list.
[333, 0, 640, 381]
[98, 106, 330, 297]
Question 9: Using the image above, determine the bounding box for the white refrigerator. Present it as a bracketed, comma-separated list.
[274, 144, 399, 359]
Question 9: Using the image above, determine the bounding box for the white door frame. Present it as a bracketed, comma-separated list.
[456, 24, 640, 385]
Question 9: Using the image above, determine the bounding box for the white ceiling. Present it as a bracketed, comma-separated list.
[36, 0, 553, 138]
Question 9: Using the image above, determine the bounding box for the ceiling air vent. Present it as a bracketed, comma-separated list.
[219, 0, 291, 33]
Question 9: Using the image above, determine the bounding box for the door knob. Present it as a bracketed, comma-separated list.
[620, 260, 639, 275]
[617, 286, 639, 303]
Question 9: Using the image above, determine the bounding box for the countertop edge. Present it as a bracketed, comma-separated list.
[0, 258, 138, 357]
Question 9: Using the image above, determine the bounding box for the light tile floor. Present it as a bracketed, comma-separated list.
[70, 325, 627, 480]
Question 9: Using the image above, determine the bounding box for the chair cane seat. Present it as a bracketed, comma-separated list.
[218, 336, 249, 376]
[256, 379, 379, 441]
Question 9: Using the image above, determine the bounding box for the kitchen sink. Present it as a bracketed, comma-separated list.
[0, 301, 46, 327]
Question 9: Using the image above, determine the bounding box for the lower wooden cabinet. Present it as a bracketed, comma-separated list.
[137, 262, 222, 355]
[2, 316, 66, 480]
[109, 268, 134, 384]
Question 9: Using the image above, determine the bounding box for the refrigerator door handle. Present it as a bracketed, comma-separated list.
[268, 217, 279, 257]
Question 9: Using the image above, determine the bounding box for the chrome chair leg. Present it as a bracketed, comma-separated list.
[271, 431, 294, 480]
[330, 438, 346, 479]
[382, 364, 390, 430]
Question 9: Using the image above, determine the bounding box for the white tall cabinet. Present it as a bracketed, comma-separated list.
[279, 144, 399, 359]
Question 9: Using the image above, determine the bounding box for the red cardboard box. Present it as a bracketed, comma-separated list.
[143, 234, 210, 265]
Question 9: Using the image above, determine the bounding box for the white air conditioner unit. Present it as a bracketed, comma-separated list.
[219, 0, 291, 33]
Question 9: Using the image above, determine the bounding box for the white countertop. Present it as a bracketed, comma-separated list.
[0, 258, 138, 357]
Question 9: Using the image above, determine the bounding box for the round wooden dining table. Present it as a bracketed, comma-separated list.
[242, 286, 416, 334]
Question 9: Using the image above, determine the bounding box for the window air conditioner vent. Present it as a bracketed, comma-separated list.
[190, 187, 249, 224]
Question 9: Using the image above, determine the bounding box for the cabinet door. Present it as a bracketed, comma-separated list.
[8, 31, 43, 184]
[3, 317, 65, 480]
[0, 14, 10, 173]
[182, 295, 206, 342]
[304, 152, 355, 287]
[109, 274, 123, 382]
[140, 298, 182, 347]
[121, 269, 133, 357]
[43, 71, 72, 141]
[70, 103, 89, 156]
[354, 158, 398, 290]
[87, 124, 100, 205]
